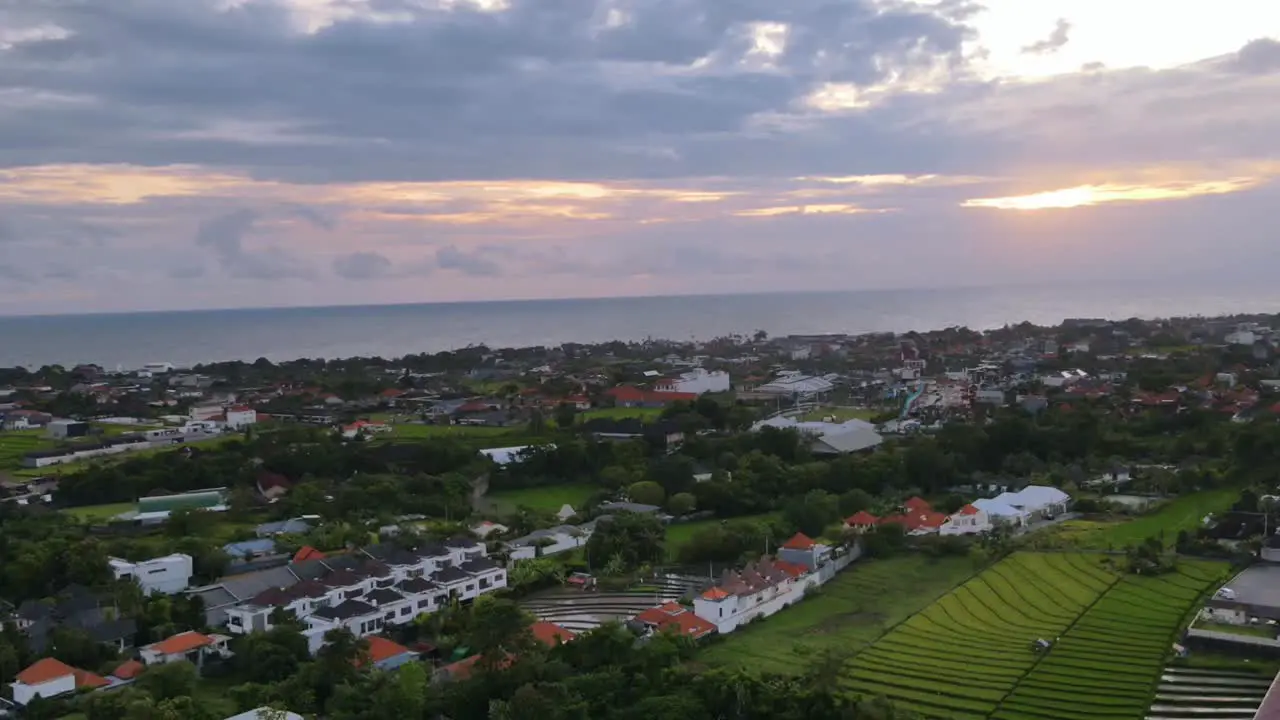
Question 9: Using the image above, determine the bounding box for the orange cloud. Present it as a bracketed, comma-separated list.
[961, 178, 1260, 210]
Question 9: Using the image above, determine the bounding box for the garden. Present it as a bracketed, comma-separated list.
[821, 552, 1228, 720]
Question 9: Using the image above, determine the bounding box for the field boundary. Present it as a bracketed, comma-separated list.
[988, 561, 1123, 717]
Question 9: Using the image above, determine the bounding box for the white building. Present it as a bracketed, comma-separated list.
[506, 525, 589, 561]
[992, 485, 1071, 518]
[654, 368, 731, 395]
[109, 553, 194, 595]
[972, 498, 1029, 526]
[225, 406, 258, 429]
[1040, 370, 1088, 388]
[1226, 330, 1257, 346]
[225, 710, 305, 720]
[222, 539, 505, 654]
[939, 504, 993, 535]
[190, 404, 225, 421]
[139, 631, 231, 666]
[755, 371, 834, 398]
[692, 554, 818, 635]
[11, 659, 85, 706]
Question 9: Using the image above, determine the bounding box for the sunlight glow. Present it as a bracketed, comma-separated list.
[961, 179, 1260, 210]
[735, 204, 886, 217]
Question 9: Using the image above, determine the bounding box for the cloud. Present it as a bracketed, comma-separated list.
[0, 264, 31, 282]
[290, 205, 337, 230]
[435, 245, 503, 277]
[1020, 19, 1071, 55]
[193, 209, 312, 279]
[332, 251, 393, 279]
[1228, 38, 1280, 74]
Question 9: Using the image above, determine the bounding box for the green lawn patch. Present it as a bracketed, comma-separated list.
[63, 502, 136, 521]
[485, 483, 598, 515]
[1043, 488, 1238, 549]
[698, 553, 984, 674]
[578, 407, 664, 422]
[389, 423, 517, 439]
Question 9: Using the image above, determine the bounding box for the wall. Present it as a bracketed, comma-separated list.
[13, 676, 75, 706]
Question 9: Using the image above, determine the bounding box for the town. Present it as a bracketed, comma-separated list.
[3, 312, 1280, 720]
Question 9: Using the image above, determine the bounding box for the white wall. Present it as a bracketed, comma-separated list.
[113, 554, 193, 595]
[13, 675, 75, 706]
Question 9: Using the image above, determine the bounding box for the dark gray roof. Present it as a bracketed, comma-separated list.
[84, 618, 137, 644]
[312, 599, 377, 621]
[444, 536, 482, 549]
[220, 565, 301, 601]
[432, 567, 470, 585]
[366, 588, 405, 605]
[396, 577, 436, 595]
[460, 557, 499, 574]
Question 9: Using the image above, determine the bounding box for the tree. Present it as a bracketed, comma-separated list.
[137, 660, 199, 701]
[585, 512, 665, 571]
[554, 403, 578, 430]
[783, 490, 840, 537]
[667, 492, 697, 516]
[626, 481, 665, 507]
[467, 596, 536, 661]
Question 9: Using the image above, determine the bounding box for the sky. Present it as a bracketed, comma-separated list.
[0, 0, 1278, 315]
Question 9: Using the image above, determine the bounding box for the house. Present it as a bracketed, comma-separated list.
[128, 487, 230, 523]
[13, 585, 137, 653]
[341, 420, 391, 439]
[880, 499, 949, 535]
[633, 601, 717, 640]
[971, 498, 1029, 526]
[225, 406, 258, 429]
[216, 539, 506, 654]
[582, 418, 684, 446]
[139, 631, 231, 667]
[506, 525, 588, 560]
[992, 485, 1071, 518]
[471, 520, 509, 539]
[255, 517, 313, 537]
[256, 472, 292, 500]
[530, 621, 576, 647]
[939, 504, 992, 536]
[755, 416, 883, 455]
[605, 386, 698, 408]
[652, 368, 731, 395]
[777, 533, 831, 571]
[109, 553, 194, 595]
[222, 538, 280, 561]
[362, 635, 417, 671]
[10, 658, 109, 706]
[691, 556, 816, 634]
[843, 511, 879, 532]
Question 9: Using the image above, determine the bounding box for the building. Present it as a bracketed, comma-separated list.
[632, 601, 717, 640]
[754, 372, 835, 399]
[225, 406, 258, 429]
[991, 485, 1071, 518]
[939, 504, 993, 536]
[506, 525, 589, 561]
[139, 630, 231, 666]
[971, 497, 1029, 526]
[605, 386, 698, 408]
[47, 419, 91, 439]
[777, 532, 831, 571]
[214, 539, 505, 654]
[129, 487, 230, 523]
[22, 434, 150, 468]
[582, 418, 684, 446]
[109, 553, 194, 595]
[653, 368, 730, 395]
[225, 710, 305, 720]
[843, 511, 879, 532]
[12, 585, 137, 653]
[753, 416, 883, 455]
[10, 658, 108, 706]
[691, 555, 816, 634]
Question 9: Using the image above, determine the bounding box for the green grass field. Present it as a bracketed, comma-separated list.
[664, 513, 781, 561]
[389, 423, 516, 439]
[698, 554, 985, 673]
[62, 502, 136, 521]
[1044, 487, 1238, 549]
[578, 407, 664, 422]
[485, 484, 599, 515]
[820, 552, 1227, 720]
[0, 430, 53, 472]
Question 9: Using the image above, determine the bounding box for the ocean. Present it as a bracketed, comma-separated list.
[2, 281, 1279, 369]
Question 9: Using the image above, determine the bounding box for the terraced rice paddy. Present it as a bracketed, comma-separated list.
[833, 553, 1228, 720]
[1146, 665, 1273, 720]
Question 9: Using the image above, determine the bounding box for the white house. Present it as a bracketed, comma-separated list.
[190, 404, 225, 421]
[225, 406, 258, 429]
[506, 526, 589, 561]
[653, 368, 731, 395]
[109, 553, 194, 595]
[222, 539, 505, 654]
[10, 658, 107, 706]
[992, 485, 1071, 518]
[1226, 330, 1257, 346]
[939, 504, 993, 535]
[225, 710, 305, 720]
[139, 631, 231, 666]
[972, 498, 1030, 526]
[692, 553, 818, 635]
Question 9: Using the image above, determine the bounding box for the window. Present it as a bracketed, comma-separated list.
[418, 599, 430, 610]
[465, 584, 474, 592]
[147, 568, 168, 575]
[479, 579, 491, 590]
[400, 607, 411, 616]
[384, 612, 395, 622]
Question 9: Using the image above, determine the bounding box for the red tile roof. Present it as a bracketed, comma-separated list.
[363, 636, 413, 665]
[605, 386, 697, 404]
[780, 532, 816, 551]
[845, 511, 879, 526]
[773, 560, 809, 579]
[148, 631, 212, 655]
[904, 496, 932, 512]
[530, 621, 576, 647]
[112, 660, 144, 680]
[16, 658, 75, 685]
[956, 504, 980, 516]
[294, 545, 326, 563]
[633, 602, 715, 639]
[634, 601, 688, 625]
[73, 668, 109, 689]
[700, 587, 730, 601]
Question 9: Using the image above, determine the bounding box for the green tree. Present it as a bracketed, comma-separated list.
[137, 660, 199, 701]
[667, 492, 697, 516]
[626, 481, 665, 507]
[554, 403, 578, 430]
[585, 512, 665, 571]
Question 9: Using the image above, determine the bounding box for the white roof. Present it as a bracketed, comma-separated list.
[756, 374, 834, 395]
[224, 709, 304, 720]
[479, 444, 554, 466]
[753, 416, 875, 438]
[996, 485, 1070, 510]
[972, 498, 1026, 517]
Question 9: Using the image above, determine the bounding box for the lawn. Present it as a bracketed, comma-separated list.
[389, 423, 518, 439]
[787, 552, 1229, 720]
[578, 407, 664, 422]
[1044, 487, 1239, 549]
[698, 554, 985, 673]
[798, 406, 879, 422]
[485, 483, 599, 515]
[665, 513, 781, 561]
[0, 429, 54, 472]
[62, 502, 136, 521]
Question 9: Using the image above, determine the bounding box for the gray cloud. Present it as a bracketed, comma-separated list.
[194, 208, 311, 279]
[290, 205, 337, 230]
[1021, 19, 1071, 55]
[435, 245, 503, 277]
[168, 265, 205, 279]
[1228, 38, 1280, 75]
[332, 251, 394, 279]
[0, 0, 973, 182]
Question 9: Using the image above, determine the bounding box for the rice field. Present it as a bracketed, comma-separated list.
[830, 553, 1228, 720]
